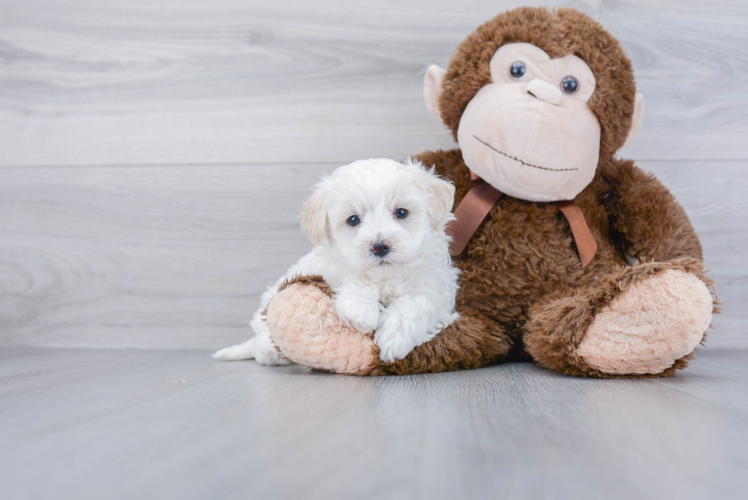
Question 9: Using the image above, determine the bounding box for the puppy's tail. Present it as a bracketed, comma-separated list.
[212, 339, 255, 361]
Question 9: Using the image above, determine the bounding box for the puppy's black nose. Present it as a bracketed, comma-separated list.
[371, 240, 390, 257]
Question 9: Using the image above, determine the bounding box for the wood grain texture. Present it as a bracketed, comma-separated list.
[0, 163, 326, 348]
[1, 0, 747, 167]
[0, 348, 746, 500]
[1, 160, 744, 349]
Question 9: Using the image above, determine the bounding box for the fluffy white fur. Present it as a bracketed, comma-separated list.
[213, 158, 460, 364]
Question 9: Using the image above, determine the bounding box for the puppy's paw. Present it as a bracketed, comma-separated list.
[374, 311, 424, 363]
[374, 321, 418, 363]
[375, 295, 443, 363]
[335, 294, 380, 333]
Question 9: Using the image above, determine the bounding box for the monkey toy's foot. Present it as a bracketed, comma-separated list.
[266, 276, 379, 375]
[577, 268, 713, 375]
[525, 259, 716, 377]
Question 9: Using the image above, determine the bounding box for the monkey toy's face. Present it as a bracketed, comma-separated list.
[458, 43, 599, 202]
[425, 42, 643, 202]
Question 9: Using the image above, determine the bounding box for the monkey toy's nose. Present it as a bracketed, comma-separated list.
[371, 240, 391, 257]
[526, 78, 563, 106]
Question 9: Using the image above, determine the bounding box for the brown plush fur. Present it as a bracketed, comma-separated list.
[356, 150, 715, 376]
[364, 309, 514, 376]
[266, 7, 716, 377]
[276, 274, 335, 297]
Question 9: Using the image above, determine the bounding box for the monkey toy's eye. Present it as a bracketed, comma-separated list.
[561, 76, 579, 94]
[510, 61, 526, 80]
[393, 208, 409, 220]
[347, 215, 360, 226]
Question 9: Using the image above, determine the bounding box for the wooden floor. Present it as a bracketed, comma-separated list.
[1, 348, 746, 500]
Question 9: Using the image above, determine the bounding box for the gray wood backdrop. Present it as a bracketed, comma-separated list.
[1, 0, 746, 350]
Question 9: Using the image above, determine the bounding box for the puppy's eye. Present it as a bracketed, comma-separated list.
[561, 76, 579, 94]
[393, 208, 408, 220]
[510, 61, 526, 80]
[347, 215, 360, 227]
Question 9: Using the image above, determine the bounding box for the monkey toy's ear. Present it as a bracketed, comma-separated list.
[622, 93, 644, 148]
[424, 65, 447, 121]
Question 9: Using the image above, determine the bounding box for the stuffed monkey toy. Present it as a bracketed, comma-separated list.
[265, 7, 717, 377]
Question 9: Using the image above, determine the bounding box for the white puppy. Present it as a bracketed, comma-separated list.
[213, 158, 459, 364]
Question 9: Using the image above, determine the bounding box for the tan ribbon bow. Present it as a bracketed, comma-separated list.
[446, 173, 597, 267]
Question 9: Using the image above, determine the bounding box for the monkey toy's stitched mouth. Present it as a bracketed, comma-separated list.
[473, 135, 579, 172]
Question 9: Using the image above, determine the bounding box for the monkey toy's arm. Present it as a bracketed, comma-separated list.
[265, 274, 513, 375]
[601, 158, 703, 263]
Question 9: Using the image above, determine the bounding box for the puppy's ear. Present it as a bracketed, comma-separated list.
[300, 177, 331, 245]
[417, 164, 455, 230]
